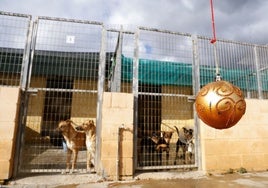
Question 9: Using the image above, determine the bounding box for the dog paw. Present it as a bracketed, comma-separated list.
[86, 168, 92, 174]
[87, 168, 96, 174]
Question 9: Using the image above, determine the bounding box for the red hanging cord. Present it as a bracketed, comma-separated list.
[210, 0, 217, 44]
[210, 0, 221, 79]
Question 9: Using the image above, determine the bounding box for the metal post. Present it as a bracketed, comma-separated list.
[117, 124, 125, 181]
[191, 35, 202, 171]
[132, 27, 140, 170]
[13, 17, 35, 177]
[111, 26, 123, 92]
[96, 25, 107, 176]
[254, 45, 263, 99]
[25, 18, 39, 89]
[20, 16, 33, 91]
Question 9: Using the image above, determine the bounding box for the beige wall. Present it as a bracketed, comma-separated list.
[200, 99, 268, 172]
[71, 79, 97, 123]
[0, 87, 20, 180]
[101, 92, 134, 180]
[2, 82, 268, 181]
[24, 77, 46, 143]
[161, 85, 194, 145]
[161, 85, 194, 128]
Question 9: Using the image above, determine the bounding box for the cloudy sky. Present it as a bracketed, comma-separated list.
[1, 0, 268, 45]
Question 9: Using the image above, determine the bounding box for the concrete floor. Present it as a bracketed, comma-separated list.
[5, 171, 268, 188]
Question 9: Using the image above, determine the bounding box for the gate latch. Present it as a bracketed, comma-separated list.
[187, 95, 196, 102]
[26, 88, 38, 96]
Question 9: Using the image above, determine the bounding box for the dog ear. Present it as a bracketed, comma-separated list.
[182, 127, 188, 133]
[152, 132, 158, 137]
[65, 119, 72, 124]
[91, 121, 96, 128]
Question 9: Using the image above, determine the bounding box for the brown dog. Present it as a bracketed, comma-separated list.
[75, 120, 96, 172]
[139, 131, 173, 166]
[155, 131, 173, 165]
[185, 129, 194, 164]
[174, 126, 194, 165]
[58, 119, 86, 173]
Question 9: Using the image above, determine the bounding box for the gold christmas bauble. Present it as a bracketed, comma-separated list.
[195, 80, 246, 129]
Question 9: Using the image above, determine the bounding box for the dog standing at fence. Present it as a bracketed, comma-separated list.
[58, 119, 86, 173]
[174, 126, 194, 165]
[139, 130, 173, 166]
[75, 120, 96, 172]
[185, 128, 194, 164]
[155, 131, 173, 165]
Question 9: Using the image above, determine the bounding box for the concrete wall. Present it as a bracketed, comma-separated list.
[101, 92, 134, 180]
[2, 84, 268, 181]
[71, 79, 97, 123]
[161, 85, 194, 129]
[24, 77, 46, 143]
[200, 99, 268, 172]
[0, 87, 20, 180]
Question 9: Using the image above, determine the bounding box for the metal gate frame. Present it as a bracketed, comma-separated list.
[14, 16, 106, 175]
[133, 27, 200, 170]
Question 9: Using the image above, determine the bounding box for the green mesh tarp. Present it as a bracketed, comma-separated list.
[122, 56, 192, 86]
[121, 55, 268, 91]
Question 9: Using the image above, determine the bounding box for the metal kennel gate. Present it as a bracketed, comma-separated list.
[134, 27, 199, 170]
[15, 16, 136, 174]
[17, 16, 105, 173]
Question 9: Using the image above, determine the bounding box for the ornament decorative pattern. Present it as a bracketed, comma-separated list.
[195, 80, 246, 129]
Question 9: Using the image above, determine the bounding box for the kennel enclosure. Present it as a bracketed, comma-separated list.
[1, 11, 268, 180]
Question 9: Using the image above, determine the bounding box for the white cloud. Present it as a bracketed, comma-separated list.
[182, 0, 194, 11]
[1, 0, 268, 44]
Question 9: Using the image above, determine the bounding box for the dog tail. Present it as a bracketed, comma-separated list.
[174, 126, 179, 136]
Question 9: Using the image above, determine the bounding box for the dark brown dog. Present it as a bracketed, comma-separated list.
[58, 119, 86, 173]
[140, 131, 173, 166]
[75, 120, 96, 172]
[155, 131, 173, 165]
